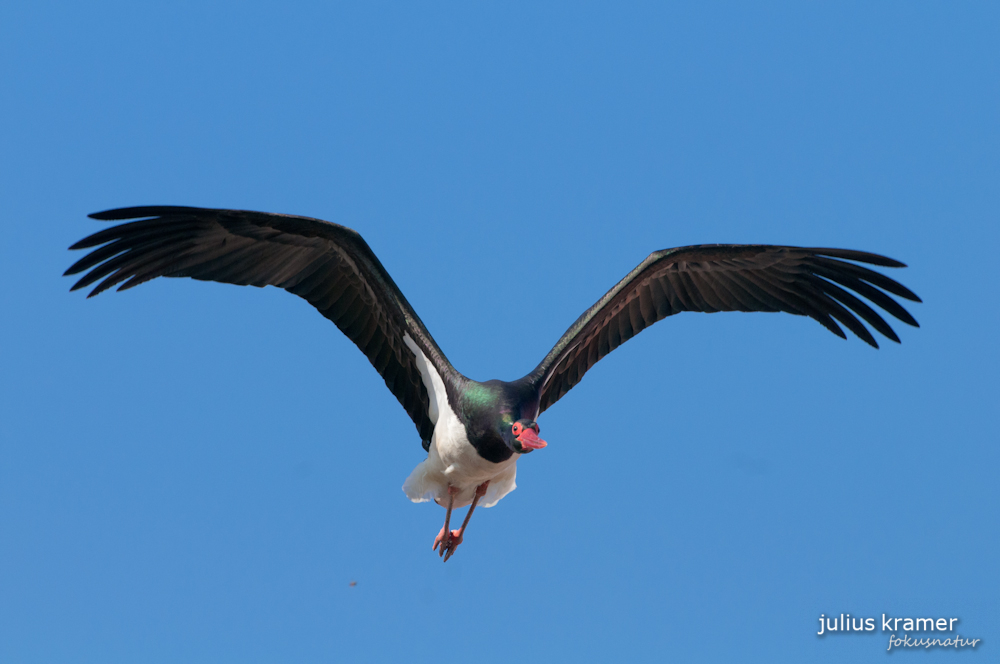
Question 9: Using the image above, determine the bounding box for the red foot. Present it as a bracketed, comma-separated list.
[432, 526, 464, 562]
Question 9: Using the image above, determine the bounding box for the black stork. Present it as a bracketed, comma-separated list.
[66, 206, 921, 561]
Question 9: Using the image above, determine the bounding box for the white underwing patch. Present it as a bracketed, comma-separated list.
[403, 332, 444, 424]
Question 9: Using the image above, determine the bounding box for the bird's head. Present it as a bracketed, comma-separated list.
[506, 419, 547, 454]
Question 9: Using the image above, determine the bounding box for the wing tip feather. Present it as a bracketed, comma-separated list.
[88, 206, 209, 221]
[810, 247, 908, 269]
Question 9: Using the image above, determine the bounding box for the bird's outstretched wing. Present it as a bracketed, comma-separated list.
[525, 244, 921, 414]
[66, 206, 457, 447]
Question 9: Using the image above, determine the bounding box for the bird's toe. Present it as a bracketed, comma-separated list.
[442, 532, 462, 562]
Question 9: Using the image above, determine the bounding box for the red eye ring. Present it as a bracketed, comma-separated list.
[512, 422, 521, 435]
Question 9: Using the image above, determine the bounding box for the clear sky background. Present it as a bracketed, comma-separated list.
[1, 2, 997, 662]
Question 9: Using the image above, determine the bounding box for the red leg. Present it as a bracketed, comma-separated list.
[432, 486, 458, 557]
[438, 481, 490, 563]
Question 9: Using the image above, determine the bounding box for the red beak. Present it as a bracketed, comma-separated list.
[517, 428, 548, 451]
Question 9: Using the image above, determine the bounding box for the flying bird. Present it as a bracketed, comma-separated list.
[66, 206, 921, 561]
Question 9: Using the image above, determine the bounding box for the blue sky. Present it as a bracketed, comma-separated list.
[1, 2, 997, 662]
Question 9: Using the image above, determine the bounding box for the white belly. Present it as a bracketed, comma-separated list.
[400, 333, 519, 509]
[403, 416, 519, 509]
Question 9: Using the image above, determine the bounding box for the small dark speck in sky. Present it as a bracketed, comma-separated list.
[349, 581, 357, 587]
